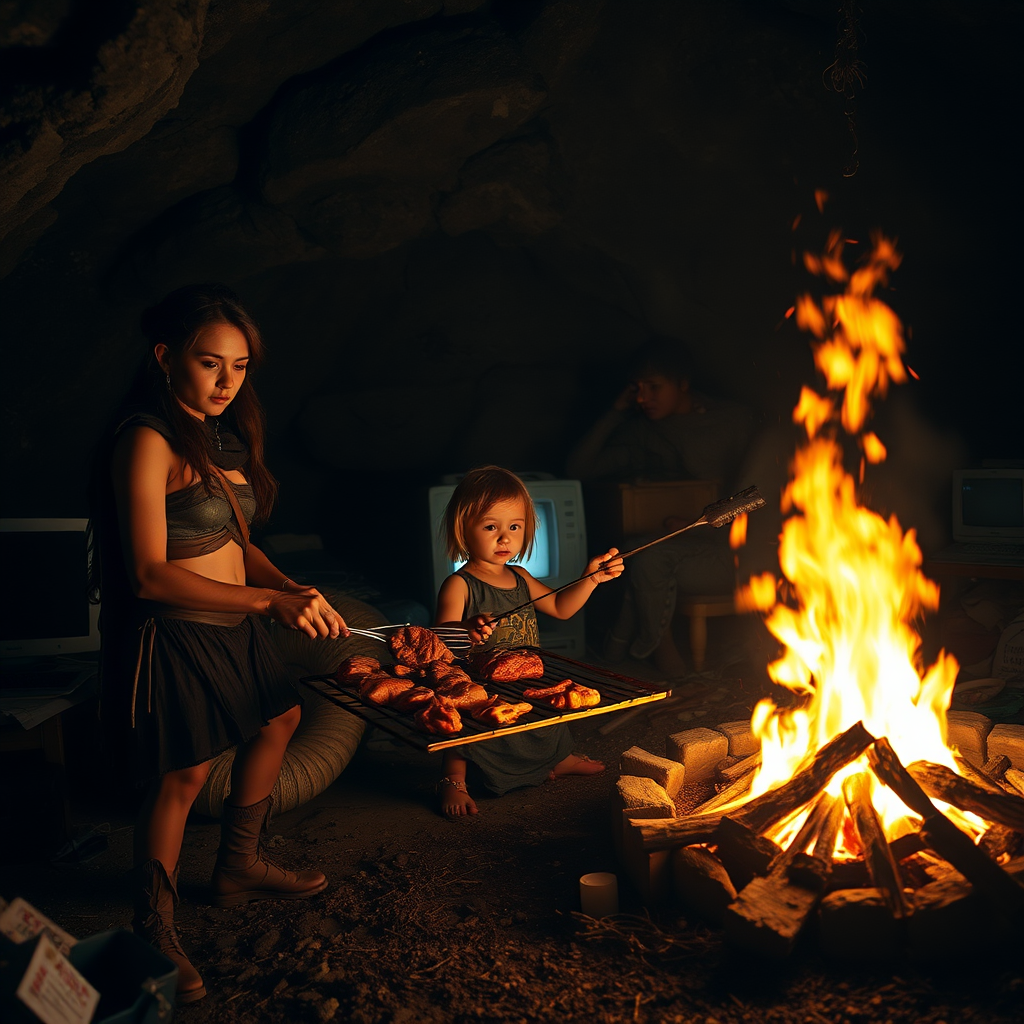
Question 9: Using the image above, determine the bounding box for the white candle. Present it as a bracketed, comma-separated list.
[579, 872, 619, 917]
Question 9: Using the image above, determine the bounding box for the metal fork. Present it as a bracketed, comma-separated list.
[343, 623, 474, 654]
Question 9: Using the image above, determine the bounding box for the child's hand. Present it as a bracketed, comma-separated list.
[588, 548, 624, 584]
[464, 613, 496, 645]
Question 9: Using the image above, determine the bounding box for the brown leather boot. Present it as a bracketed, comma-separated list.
[211, 795, 327, 908]
[131, 859, 206, 1004]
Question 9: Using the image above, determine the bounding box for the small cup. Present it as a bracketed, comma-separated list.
[579, 872, 619, 917]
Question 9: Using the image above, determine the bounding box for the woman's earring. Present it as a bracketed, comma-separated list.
[165, 371, 172, 392]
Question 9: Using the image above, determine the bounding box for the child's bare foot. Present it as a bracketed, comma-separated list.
[438, 777, 478, 819]
[549, 754, 605, 780]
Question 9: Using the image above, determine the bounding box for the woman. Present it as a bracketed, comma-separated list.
[566, 339, 753, 676]
[93, 283, 348, 1003]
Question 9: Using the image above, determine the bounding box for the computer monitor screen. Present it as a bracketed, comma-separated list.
[0, 519, 100, 658]
[962, 478, 1023, 530]
[953, 469, 1024, 541]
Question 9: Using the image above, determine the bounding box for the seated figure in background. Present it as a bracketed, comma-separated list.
[566, 339, 754, 677]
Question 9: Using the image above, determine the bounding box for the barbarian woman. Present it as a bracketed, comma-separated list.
[92, 284, 348, 1004]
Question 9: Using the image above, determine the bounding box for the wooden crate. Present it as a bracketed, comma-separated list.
[586, 479, 720, 543]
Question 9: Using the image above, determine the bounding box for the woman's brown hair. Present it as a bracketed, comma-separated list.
[138, 283, 278, 522]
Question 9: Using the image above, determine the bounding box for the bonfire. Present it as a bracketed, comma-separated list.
[622, 227, 1024, 960]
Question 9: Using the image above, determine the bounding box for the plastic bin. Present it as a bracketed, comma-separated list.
[69, 928, 177, 1024]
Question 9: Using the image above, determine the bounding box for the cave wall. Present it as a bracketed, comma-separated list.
[1, 0, 1020, 597]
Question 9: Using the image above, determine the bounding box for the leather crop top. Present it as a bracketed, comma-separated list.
[166, 479, 255, 559]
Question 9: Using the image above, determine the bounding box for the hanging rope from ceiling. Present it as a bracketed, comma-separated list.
[824, 0, 866, 177]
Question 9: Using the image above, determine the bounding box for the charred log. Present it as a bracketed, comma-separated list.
[727, 722, 874, 835]
[907, 759, 1024, 833]
[842, 771, 908, 919]
[868, 740, 1024, 919]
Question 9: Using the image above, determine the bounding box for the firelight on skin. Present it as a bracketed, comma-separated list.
[464, 499, 527, 574]
[632, 373, 693, 421]
[155, 322, 250, 421]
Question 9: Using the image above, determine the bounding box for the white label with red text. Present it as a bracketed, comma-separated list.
[16, 933, 99, 1024]
[0, 897, 77, 955]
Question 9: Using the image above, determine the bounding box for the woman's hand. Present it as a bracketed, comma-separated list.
[587, 547, 624, 584]
[267, 586, 350, 640]
[464, 613, 495, 646]
[612, 383, 638, 413]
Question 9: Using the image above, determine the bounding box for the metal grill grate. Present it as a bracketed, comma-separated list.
[299, 649, 671, 752]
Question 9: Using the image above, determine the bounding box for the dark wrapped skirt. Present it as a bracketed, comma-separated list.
[129, 612, 299, 781]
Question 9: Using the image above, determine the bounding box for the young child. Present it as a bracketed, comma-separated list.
[434, 466, 624, 819]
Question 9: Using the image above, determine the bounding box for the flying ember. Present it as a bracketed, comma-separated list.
[736, 230, 968, 852]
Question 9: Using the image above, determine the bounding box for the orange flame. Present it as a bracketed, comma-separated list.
[747, 233, 964, 849]
[729, 513, 748, 550]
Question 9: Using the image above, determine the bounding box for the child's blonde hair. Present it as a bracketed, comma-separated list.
[443, 466, 537, 564]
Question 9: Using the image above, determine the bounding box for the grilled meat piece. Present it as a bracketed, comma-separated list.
[523, 679, 601, 710]
[388, 625, 455, 667]
[521, 679, 573, 698]
[470, 697, 533, 726]
[424, 661, 473, 687]
[388, 685, 435, 712]
[469, 648, 544, 683]
[359, 674, 414, 705]
[435, 680, 488, 709]
[334, 655, 381, 686]
[414, 696, 462, 735]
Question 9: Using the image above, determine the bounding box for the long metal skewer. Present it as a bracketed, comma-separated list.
[483, 484, 766, 627]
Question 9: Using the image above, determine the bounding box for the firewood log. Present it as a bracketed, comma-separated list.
[907, 760, 1024, 832]
[727, 721, 875, 835]
[818, 888, 904, 962]
[979, 823, 1022, 862]
[722, 794, 837, 959]
[982, 753, 1012, 782]
[842, 771, 908, 919]
[694, 755, 759, 814]
[714, 816, 781, 891]
[955, 754, 1017, 797]
[671, 846, 736, 925]
[869, 740, 1024, 920]
[633, 814, 723, 852]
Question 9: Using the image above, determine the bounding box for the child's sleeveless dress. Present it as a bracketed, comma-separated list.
[449, 568, 573, 794]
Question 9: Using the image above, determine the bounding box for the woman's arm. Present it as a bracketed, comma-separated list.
[435, 574, 493, 645]
[112, 427, 343, 638]
[512, 550, 624, 621]
[565, 388, 635, 481]
[243, 544, 350, 636]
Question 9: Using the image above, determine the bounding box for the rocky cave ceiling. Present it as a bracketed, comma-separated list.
[1, 0, 1020, 588]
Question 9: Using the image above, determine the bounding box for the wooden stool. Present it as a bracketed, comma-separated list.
[677, 594, 737, 672]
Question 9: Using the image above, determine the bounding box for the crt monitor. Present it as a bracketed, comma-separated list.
[427, 478, 589, 655]
[952, 468, 1024, 542]
[0, 518, 100, 659]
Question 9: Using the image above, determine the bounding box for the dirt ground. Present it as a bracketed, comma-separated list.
[3, 624, 1023, 1024]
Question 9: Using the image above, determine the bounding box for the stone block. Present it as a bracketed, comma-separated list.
[986, 723, 1024, 770]
[945, 710, 993, 767]
[716, 719, 759, 758]
[612, 776, 675, 869]
[665, 727, 728, 784]
[620, 746, 685, 799]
